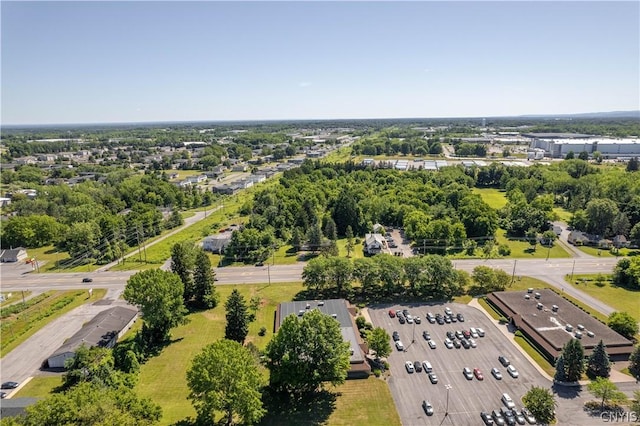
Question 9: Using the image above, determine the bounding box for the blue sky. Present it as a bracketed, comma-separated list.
[2, 1, 638, 125]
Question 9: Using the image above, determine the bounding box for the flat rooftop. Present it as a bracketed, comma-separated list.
[489, 289, 633, 357]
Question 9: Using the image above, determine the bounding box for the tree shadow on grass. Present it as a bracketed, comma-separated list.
[258, 388, 338, 426]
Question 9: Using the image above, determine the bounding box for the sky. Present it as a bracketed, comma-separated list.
[1, 1, 639, 125]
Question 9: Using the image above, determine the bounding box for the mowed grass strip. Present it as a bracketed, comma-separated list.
[323, 378, 401, 426]
[494, 228, 571, 259]
[14, 376, 63, 398]
[567, 275, 640, 322]
[1, 289, 107, 358]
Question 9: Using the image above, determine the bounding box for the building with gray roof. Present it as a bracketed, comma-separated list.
[275, 299, 371, 378]
[46, 306, 138, 369]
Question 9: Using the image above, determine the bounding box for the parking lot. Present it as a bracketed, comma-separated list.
[369, 303, 549, 425]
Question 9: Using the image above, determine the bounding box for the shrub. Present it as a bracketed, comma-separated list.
[514, 330, 524, 338]
[258, 326, 267, 336]
[499, 317, 509, 324]
[373, 369, 381, 377]
[498, 244, 511, 256]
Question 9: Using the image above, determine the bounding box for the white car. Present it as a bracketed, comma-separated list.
[502, 393, 516, 409]
[469, 338, 477, 348]
[476, 327, 485, 337]
[444, 338, 454, 349]
[428, 340, 437, 349]
[405, 361, 415, 373]
[395, 340, 405, 351]
[507, 365, 519, 378]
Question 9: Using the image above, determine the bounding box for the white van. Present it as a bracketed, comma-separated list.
[422, 361, 433, 373]
[502, 393, 515, 409]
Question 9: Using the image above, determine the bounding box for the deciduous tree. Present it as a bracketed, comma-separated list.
[587, 377, 627, 410]
[628, 345, 640, 381]
[522, 386, 556, 425]
[366, 327, 391, 360]
[123, 269, 187, 345]
[171, 241, 197, 303]
[607, 311, 639, 340]
[265, 309, 350, 394]
[187, 340, 265, 426]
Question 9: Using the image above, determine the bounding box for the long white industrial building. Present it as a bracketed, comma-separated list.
[530, 138, 640, 159]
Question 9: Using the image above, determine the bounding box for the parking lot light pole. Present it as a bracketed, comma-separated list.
[445, 384, 452, 416]
[412, 321, 416, 343]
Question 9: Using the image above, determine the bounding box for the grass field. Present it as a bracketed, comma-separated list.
[1, 289, 107, 357]
[472, 188, 508, 209]
[567, 274, 640, 322]
[322, 146, 354, 163]
[575, 245, 639, 258]
[15, 376, 63, 398]
[553, 207, 573, 222]
[494, 228, 571, 259]
[513, 335, 556, 376]
[135, 282, 304, 424]
[1, 291, 31, 307]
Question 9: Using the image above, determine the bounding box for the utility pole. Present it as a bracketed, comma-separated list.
[511, 259, 517, 285]
[267, 263, 271, 286]
[445, 384, 452, 416]
[570, 259, 576, 282]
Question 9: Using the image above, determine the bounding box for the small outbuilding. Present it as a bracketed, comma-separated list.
[0, 248, 28, 263]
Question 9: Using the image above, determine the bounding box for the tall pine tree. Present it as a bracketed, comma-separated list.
[193, 249, 219, 309]
[554, 354, 566, 382]
[586, 340, 611, 379]
[225, 289, 249, 344]
[562, 338, 585, 382]
[171, 241, 197, 304]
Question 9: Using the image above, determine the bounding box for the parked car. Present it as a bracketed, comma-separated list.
[1, 382, 19, 389]
[492, 410, 506, 426]
[403, 309, 410, 317]
[471, 329, 479, 338]
[428, 340, 436, 349]
[446, 331, 455, 339]
[457, 313, 465, 322]
[422, 361, 433, 372]
[444, 338, 454, 349]
[398, 315, 406, 324]
[481, 411, 495, 425]
[445, 307, 453, 316]
[477, 327, 485, 337]
[452, 339, 461, 348]
[507, 365, 519, 378]
[500, 407, 516, 425]
[444, 315, 452, 323]
[427, 313, 436, 323]
[414, 360, 423, 372]
[502, 393, 516, 409]
[422, 400, 434, 416]
[499, 355, 510, 367]
[521, 408, 537, 424]
[491, 367, 503, 380]
[422, 330, 431, 340]
[450, 315, 458, 323]
[461, 338, 471, 349]
[405, 315, 414, 324]
[436, 316, 445, 324]
[392, 331, 400, 341]
[405, 361, 415, 373]
[0, 392, 6, 399]
[473, 368, 484, 380]
[463, 330, 471, 339]
[512, 409, 526, 425]
[388, 309, 396, 318]
[455, 330, 464, 339]
[462, 367, 473, 380]
[414, 316, 421, 324]
[428, 372, 438, 384]
[469, 338, 477, 348]
[395, 340, 404, 351]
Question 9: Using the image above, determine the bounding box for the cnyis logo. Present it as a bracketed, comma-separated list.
[600, 411, 638, 423]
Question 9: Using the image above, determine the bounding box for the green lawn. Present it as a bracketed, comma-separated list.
[135, 282, 304, 425]
[567, 274, 640, 322]
[1, 291, 31, 307]
[494, 228, 571, 259]
[14, 376, 63, 398]
[575, 245, 639, 258]
[472, 188, 508, 209]
[1, 289, 107, 357]
[322, 378, 400, 426]
[553, 207, 573, 222]
[322, 146, 354, 163]
[513, 335, 556, 377]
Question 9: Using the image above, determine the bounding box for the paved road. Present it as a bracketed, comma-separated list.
[1, 257, 620, 316]
[0, 288, 131, 396]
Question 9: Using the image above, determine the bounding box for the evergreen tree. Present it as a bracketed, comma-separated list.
[323, 216, 337, 241]
[554, 354, 566, 382]
[563, 338, 585, 382]
[306, 221, 323, 251]
[628, 345, 640, 381]
[171, 241, 197, 303]
[586, 340, 611, 379]
[225, 289, 249, 344]
[627, 157, 639, 172]
[193, 249, 219, 309]
[290, 227, 303, 252]
[345, 225, 355, 258]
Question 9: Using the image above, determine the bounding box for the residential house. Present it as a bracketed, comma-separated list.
[202, 232, 233, 254]
[612, 235, 630, 249]
[567, 230, 597, 246]
[364, 233, 386, 255]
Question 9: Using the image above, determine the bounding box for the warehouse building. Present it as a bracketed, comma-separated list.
[530, 138, 640, 159]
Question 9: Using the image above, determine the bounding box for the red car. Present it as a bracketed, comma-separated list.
[473, 368, 484, 380]
[388, 309, 396, 318]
